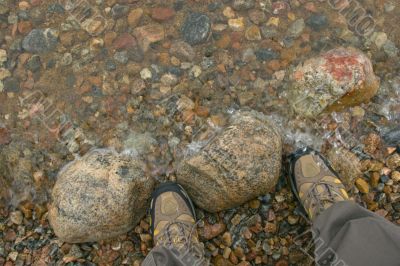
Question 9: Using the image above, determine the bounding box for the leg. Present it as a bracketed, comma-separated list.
[288, 148, 400, 266]
[313, 200, 400, 266]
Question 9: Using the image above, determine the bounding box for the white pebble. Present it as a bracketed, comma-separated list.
[140, 68, 152, 80]
[190, 65, 202, 78]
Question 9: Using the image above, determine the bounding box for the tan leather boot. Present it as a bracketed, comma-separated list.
[288, 148, 350, 221]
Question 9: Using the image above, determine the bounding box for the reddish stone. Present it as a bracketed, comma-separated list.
[272, 1, 290, 15]
[30, 0, 41, 6]
[18, 21, 32, 34]
[304, 2, 317, 12]
[199, 223, 226, 240]
[151, 7, 176, 21]
[0, 127, 11, 145]
[113, 33, 137, 50]
[289, 47, 380, 117]
[133, 24, 165, 52]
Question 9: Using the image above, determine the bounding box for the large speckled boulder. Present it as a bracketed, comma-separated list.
[48, 149, 154, 243]
[288, 47, 380, 118]
[177, 110, 282, 212]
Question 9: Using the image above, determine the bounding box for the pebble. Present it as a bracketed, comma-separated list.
[248, 9, 266, 25]
[181, 13, 211, 45]
[267, 17, 280, 27]
[364, 133, 381, 154]
[0, 68, 11, 80]
[160, 73, 178, 86]
[169, 41, 195, 61]
[10, 211, 23, 225]
[128, 8, 143, 27]
[384, 2, 396, 12]
[111, 4, 129, 19]
[114, 51, 128, 64]
[151, 7, 175, 21]
[287, 215, 299, 225]
[260, 25, 278, 38]
[0, 49, 7, 64]
[25, 55, 41, 71]
[222, 232, 232, 246]
[272, 1, 289, 15]
[287, 19, 305, 38]
[392, 171, 400, 182]
[306, 14, 328, 31]
[199, 223, 226, 240]
[383, 40, 399, 57]
[22, 28, 59, 53]
[3, 77, 20, 92]
[134, 24, 165, 52]
[245, 25, 261, 41]
[223, 7, 235, 18]
[0, 126, 11, 144]
[60, 52, 72, 66]
[228, 17, 245, 31]
[190, 65, 202, 78]
[386, 153, 400, 170]
[113, 33, 137, 50]
[232, 0, 255, 10]
[140, 68, 152, 80]
[355, 178, 370, 193]
[255, 48, 279, 61]
[371, 31, 388, 49]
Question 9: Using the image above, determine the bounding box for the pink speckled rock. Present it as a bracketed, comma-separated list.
[288, 47, 380, 118]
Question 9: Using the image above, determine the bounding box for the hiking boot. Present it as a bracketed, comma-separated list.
[149, 182, 205, 261]
[288, 148, 350, 221]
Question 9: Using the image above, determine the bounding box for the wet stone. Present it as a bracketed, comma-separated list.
[22, 28, 58, 53]
[306, 14, 328, 31]
[261, 25, 278, 38]
[383, 127, 400, 146]
[134, 24, 165, 52]
[181, 13, 211, 45]
[47, 3, 64, 14]
[113, 33, 137, 50]
[245, 25, 261, 41]
[111, 4, 129, 19]
[151, 7, 175, 21]
[383, 40, 399, 57]
[248, 9, 266, 25]
[105, 59, 117, 71]
[232, 0, 255, 11]
[114, 51, 128, 64]
[177, 110, 282, 212]
[128, 8, 143, 27]
[288, 47, 380, 118]
[48, 149, 154, 243]
[3, 77, 20, 92]
[0, 126, 11, 145]
[25, 55, 41, 72]
[287, 19, 305, 38]
[255, 48, 279, 61]
[169, 41, 195, 61]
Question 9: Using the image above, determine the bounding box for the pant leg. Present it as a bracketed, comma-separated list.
[142, 245, 208, 266]
[312, 200, 400, 266]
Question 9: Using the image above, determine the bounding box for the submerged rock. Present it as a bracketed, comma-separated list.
[181, 13, 211, 45]
[22, 28, 58, 53]
[288, 47, 380, 118]
[177, 110, 282, 212]
[48, 149, 154, 243]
